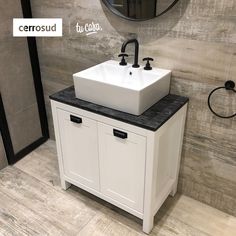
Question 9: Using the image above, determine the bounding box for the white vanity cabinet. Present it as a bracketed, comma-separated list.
[51, 99, 188, 234]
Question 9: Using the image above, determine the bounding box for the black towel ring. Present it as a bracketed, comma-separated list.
[208, 80, 236, 119]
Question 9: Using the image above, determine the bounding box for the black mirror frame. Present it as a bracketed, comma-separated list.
[101, 0, 180, 21]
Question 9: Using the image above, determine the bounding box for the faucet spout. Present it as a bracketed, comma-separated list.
[121, 39, 140, 68]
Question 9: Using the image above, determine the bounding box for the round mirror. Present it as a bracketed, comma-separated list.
[101, 0, 180, 21]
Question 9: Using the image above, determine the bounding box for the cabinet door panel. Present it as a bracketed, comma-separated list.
[58, 109, 99, 191]
[98, 123, 146, 212]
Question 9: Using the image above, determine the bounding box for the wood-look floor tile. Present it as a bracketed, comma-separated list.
[14, 140, 61, 190]
[0, 141, 235, 235]
[78, 211, 143, 236]
[0, 191, 66, 235]
[156, 195, 236, 236]
[0, 166, 100, 235]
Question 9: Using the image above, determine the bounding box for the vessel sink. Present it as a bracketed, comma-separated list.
[73, 60, 171, 115]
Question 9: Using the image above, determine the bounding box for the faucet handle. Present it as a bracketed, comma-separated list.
[118, 53, 128, 66]
[143, 57, 154, 70]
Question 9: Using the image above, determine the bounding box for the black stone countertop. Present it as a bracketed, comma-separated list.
[50, 86, 189, 131]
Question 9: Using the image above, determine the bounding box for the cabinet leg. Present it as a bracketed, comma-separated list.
[170, 180, 178, 197]
[61, 179, 71, 190]
[143, 214, 154, 234]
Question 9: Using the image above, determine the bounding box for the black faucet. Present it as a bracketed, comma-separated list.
[121, 39, 140, 68]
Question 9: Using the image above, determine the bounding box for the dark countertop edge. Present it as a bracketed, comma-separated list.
[49, 94, 189, 132]
[144, 98, 189, 131]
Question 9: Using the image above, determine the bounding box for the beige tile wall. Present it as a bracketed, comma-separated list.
[31, 0, 236, 216]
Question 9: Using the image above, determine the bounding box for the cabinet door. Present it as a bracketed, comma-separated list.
[57, 109, 99, 191]
[98, 123, 146, 212]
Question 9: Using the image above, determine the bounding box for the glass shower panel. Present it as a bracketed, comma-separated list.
[0, 0, 42, 154]
[0, 38, 42, 153]
[0, 0, 48, 165]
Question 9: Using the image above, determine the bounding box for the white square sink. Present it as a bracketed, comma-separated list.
[73, 60, 171, 115]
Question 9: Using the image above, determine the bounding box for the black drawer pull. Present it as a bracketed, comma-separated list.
[113, 129, 128, 139]
[70, 115, 82, 124]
